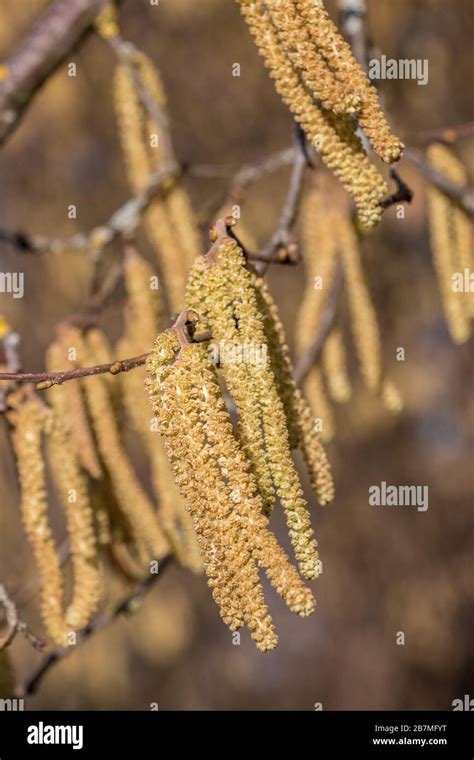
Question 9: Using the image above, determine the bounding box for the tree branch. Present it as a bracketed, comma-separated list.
[404, 148, 474, 217]
[13, 557, 172, 698]
[0, 0, 118, 146]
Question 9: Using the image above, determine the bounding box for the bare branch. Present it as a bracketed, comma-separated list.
[0, 0, 118, 146]
[14, 557, 172, 698]
[0, 583, 44, 652]
[404, 148, 474, 217]
[0, 163, 179, 256]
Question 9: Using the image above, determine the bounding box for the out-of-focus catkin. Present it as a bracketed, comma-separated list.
[427, 143, 473, 342]
[45, 411, 102, 631]
[113, 51, 200, 311]
[78, 331, 169, 567]
[45, 334, 101, 479]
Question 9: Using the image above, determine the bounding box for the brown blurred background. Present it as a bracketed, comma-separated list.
[0, 0, 473, 710]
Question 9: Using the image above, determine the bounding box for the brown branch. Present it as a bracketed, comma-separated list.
[409, 122, 474, 146]
[0, 0, 118, 146]
[0, 163, 179, 256]
[294, 259, 345, 385]
[0, 331, 212, 390]
[0, 583, 44, 652]
[14, 556, 172, 698]
[256, 132, 308, 274]
[404, 148, 474, 217]
[380, 167, 414, 210]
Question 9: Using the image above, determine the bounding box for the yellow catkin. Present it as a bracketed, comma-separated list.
[113, 53, 200, 310]
[251, 271, 335, 499]
[0, 651, 14, 698]
[237, 0, 388, 228]
[187, 254, 276, 514]
[337, 215, 382, 391]
[295, 0, 404, 163]
[322, 327, 352, 403]
[427, 143, 473, 339]
[189, 236, 324, 577]
[266, 0, 362, 114]
[297, 180, 340, 438]
[78, 332, 169, 566]
[12, 398, 69, 645]
[146, 332, 316, 651]
[301, 368, 335, 442]
[119, 248, 202, 572]
[45, 338, 101, 479]
[44, 411, 102, 631]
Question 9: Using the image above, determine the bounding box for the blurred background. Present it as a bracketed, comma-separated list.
[0, 0, 473, 710]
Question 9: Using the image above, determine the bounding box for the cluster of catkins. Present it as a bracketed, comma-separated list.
[144, 220, 334, 650]
[113, 45, 200, 313]
[296, 174, 402, 441]
[237, 0, 404, 228]
[426, 143, 474, 344]
[9, 249, 202, 646]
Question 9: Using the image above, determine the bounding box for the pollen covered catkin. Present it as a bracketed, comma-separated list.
[237, 0, 389, 228]
[427, 143, 473, 341]
[251, 271, 335, 503]
[295, 0, 404, 163]
[266, 0, 361, 115]
[146, 332, 316, 651]
[118, 248, 202, 572]
[188, 234, 325, 578]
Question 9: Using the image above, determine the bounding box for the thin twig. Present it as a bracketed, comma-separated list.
[0, 583, 44, 652]
[380, 167, 414, 210]
[404, 148, 474, 217]
[14, 557, 172, 698]
[0, 163, 179, 256]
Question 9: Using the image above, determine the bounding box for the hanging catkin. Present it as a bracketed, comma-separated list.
[45, 335, 101, 479]
[266, 0, 361, 115]
[146, 327, 316, 651]
[337, 214, 382, 392]
[113, 50, 200, 311]
[77, 331, 169, 567]
[294, 0, 404, 163]
[118, 247, 202, 572]
[45, 410, 102, 631]
[427, 143, 473, 341]
[322, 327, 352, 403]
[237, 0, 391, 228]
[187, 231, 328, 578]
[12, 396, 101, 644]
[297, 179, 340, 439]
[251, 270, 335, 502]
